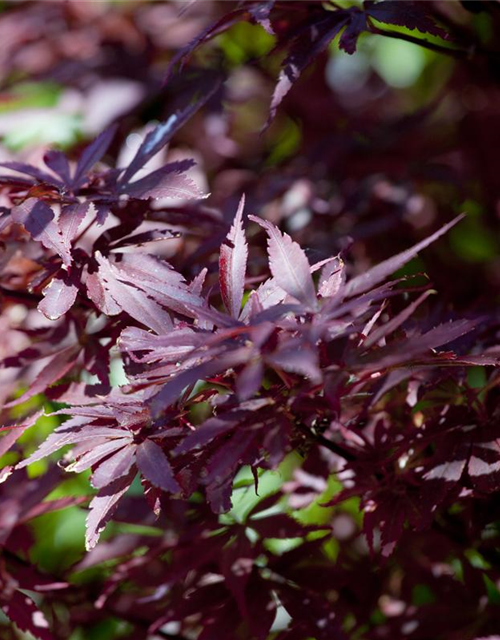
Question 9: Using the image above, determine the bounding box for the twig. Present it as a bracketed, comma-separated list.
[294, 420, 355, 462]
[0, 285, 40, 304]
[368, 24, 470, 59]
[104, 605, 190, 640]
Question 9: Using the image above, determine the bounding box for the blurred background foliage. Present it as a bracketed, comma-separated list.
[1, 0, 500, 638]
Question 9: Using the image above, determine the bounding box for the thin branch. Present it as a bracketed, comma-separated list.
[294, 421, 355, 462]
[313, 432, 356, 462]
[0, 285, 40, 304]
[156, 631, 189, 640]
[72, 213, 97, 245]
[104, 605, 190, 640]
[368, 24, 469, 59]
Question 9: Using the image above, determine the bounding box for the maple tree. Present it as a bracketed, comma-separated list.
[1, 1, 500, 639]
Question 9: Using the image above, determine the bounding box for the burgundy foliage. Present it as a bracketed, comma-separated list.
[1, 1, 500, 639]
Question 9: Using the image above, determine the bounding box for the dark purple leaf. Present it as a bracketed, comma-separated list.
[110, 228, 180, 250]
[188, 268, 207, 296]
[248, 0, 275, 34]
[236, 359, 264, 401]
[91, 444, 136, 489]
[58, 202, 90, 245]
[86, 470, 135, 550]
[0, 410, 43, 458]
[344, 215, 464, 297]
[11, 198, 72, 266]
[121, 160, 205, 200]
[239, 277, 286, 322]
[94, 202, 110, 226]
[363, 289, 433, 348]
[6, 345, 80, 408]
[174, 415, 239, 455]
[136, 439, 180, 493]
[1, 590, 54, 640]
[267, 13, 348, 123]
[120, 89, 218, 184]
[366, 1, 448, 39]
[249, 513, 329, 539]
[72, 124, 118, 188]
[204, 430, 257, 511]
[24, 495, 87, 520]
[149, 346, 251, 416]
[43, 149, 71, 184]
[16, 422, 130, 469]
[38, 269, 79, 320]
[338, 8, 368, 54]
[66, 438, 133, 473]
[107, 253, 204, 319]
[0, 161, 62, 186]
[267, 342, 322, 384]
[164, 10, 245, 81]
[424, 457, 467, 483]
[86, 252, 174, 333]
[119, 326, 205, 364]
[358, 318, 480, 372]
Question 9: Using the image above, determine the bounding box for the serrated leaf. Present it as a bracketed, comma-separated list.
[220, 195, 248, 318]
[249, 215, 317, 310]
[363, 289, 433, 348]
[174, 415, 239, 455]
[91, 444, 136, 489]
[267, 13, 348, 124]
[122, 160, 205, 200]
[0, 410, 43, 458]
[120, 88, 217, 184]
[6, 345, 79, 408]
[1, 590, 54, 640]
[66, 438, 132, 473]
[11, 198, 72, 266]
[136, 439, 180, 493]
[43, 149, 71, 184]
[16, 422, 129, 469]
[345, 216, 464, 297]
[58, 202, 91, 245]
[38, 269, 79, 320]
[149, 346, 251, 416]
[366, 0, 448, 39]
[72, 124, 117, 188]
[86, 252, 174, 333]
[338, 9, 367, 54]
[85, 471, 134, 550]
[0, 161, 62, 185]
[110, 227, 180, 251]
